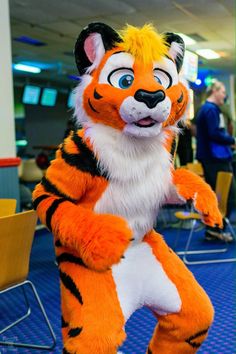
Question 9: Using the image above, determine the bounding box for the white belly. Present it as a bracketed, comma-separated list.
[112, 242, 181, 321]
[94, 158, 172, 242]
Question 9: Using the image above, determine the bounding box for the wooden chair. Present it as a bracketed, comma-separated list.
[186, 162, 204, 177]
[174, 171, 236, 265]
[0, 199, 16, 217]
[0, 210, 56, 350]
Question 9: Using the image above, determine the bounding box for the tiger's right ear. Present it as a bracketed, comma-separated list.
[74, 22, 122, 75]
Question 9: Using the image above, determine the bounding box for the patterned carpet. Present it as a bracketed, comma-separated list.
[0, 219, 235, 353]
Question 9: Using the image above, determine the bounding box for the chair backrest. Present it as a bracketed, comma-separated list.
[21, 158, 43, 182]
[0, 210, 38, 290]
[186, 162, 204, 177]
[215, 171, 233, 218]
[0, 199, 17, 217]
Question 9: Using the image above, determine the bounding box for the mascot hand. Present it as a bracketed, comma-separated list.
[78, 214, 132, 271]
[173, 168, 223, 228]
[193, 191, 223, 228]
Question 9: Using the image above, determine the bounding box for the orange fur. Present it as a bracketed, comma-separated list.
[173, 168, 223, 227]
[163, 82, 189, 127]
[145, 230, 214, 353]
[32, 23, 219, 353]
[59, 262, 126, 353]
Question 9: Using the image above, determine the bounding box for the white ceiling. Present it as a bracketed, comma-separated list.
[10, 0, 235, 86]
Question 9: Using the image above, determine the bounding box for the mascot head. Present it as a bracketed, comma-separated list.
[74, 23, 188, 138]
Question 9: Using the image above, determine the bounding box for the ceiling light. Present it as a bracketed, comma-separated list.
[196, 49, 220, 59]
[13, 63, 41, 73]
[176, 33, 196, 45]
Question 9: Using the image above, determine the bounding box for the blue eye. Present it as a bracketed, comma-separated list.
[118, 74, 134, 88]
[108, 68, 134, 89]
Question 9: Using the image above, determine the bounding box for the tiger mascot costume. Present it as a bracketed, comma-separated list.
[33, 23, 222, 354]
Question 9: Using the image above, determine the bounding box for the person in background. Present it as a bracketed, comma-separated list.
[196, 80, 236, 242]
[176, 74, 194, 166]
[176, 121, 194, 166]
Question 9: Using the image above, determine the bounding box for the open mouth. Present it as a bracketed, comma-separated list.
[134, 117, 157, 128]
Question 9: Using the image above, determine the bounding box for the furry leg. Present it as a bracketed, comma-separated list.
[145, 230, 214, 354]
[59, 259, 126, 354]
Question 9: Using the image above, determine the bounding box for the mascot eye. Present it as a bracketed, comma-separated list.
[108, 68, 134, 89]
[153, 69, 172, 89]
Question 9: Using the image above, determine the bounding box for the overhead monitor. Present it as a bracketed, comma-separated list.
[181, 50, 198, 82]
[67, 90, 76, 108]
[22, 85, 41, 105]
[41, 88, 57, 106]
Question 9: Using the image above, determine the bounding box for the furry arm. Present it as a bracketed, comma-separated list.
[32, 134, 132, 271]
[172, 168, 223, 227]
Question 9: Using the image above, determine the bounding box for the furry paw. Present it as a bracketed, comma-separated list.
[194, 192, 223, 228]
[78, 214, 132, 271]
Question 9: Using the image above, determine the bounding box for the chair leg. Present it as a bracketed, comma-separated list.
[0, 286, 31, 335]
[183, 222, 236, 265]
[176, 220, 236, 265]
[224, 217, 236, 239]
[0, 280, 56, 350]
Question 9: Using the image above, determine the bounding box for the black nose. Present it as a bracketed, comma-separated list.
[134, 89, 165, 109]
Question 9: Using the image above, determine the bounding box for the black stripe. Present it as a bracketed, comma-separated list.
[63, 348, 71, 354]
[57, 253, 87, 267]
[60, 132, 108, 178]
[186, 328, 209, 348]
[55, 239, 62, 247]
[94, 88, 103, 99]
[46, 198, 66, 230]
[177, 91, 184, 103]
[147, 348, 152, 354]
[68, 327, 83, 337]
[61, 316, 69, 328]
[33, 194, 50, 210]
[186, 340, 201, 348]
[61, 146, 100, 175]
[186, 328, 209, 341]
[88, 98, 99, 113]
[71, 132, 101, 175]
[41, 176, 77, 202]
[59, 270, 83, 305]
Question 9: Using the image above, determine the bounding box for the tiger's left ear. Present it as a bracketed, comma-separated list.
[74, 22, 122, 75]
[163, 33, 185, 72]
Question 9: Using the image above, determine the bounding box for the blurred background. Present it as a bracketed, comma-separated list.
[0, 3, 235, 353]
[10, 0, 236, 154]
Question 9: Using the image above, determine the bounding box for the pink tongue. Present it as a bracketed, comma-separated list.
[137, 118, 155, 126]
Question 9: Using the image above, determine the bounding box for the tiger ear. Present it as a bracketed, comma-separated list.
[163, 32, 185, 72]
[74, 22, 122, 75]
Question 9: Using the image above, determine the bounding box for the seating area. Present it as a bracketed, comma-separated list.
[0, 201, 56, 351]
[0, 215, 235, 353]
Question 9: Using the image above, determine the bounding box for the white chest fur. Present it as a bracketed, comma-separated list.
[86, 125, 172, 242]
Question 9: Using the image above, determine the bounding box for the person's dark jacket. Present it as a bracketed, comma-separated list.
[196, 101, 235, 161]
